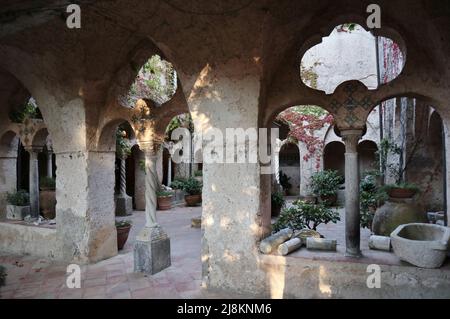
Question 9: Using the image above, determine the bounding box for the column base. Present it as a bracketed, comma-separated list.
[115, 194, 133, 216]
[345, 248, 362, 258]
[134, 225, 171, 275]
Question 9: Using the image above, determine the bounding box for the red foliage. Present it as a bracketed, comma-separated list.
[278, 110, 334, 168]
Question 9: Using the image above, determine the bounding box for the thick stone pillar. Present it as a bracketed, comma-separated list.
[0, 154, 18, 219]
[27, 147, 41, 219]
[134, 142, 171, 275]
[56, 150, 118, 263]
[342, 129, 363, 257]
[115, 155, 132, 216]
[184, 61, 266, 294]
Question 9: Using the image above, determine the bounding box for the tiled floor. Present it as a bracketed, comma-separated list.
[1, 207, 213, 299]
[2, 203, 448, 299]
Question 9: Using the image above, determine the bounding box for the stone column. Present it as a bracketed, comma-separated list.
[27, 147, 41, 219]
[115, 155, 133, 216]
[342, 129, 363, 257]
[134, 142, 171, 275]
[134, 149, 146, 210]
[47, 149, 53, 178]
[164, 141, 175, 187]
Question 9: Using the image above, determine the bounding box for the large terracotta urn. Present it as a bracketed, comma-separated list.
[40, 188, 56, 220]
[372, 198, 427, 236]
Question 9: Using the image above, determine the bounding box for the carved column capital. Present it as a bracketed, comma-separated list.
[139, 141, 161, 156]
[341, 129, 363, 153]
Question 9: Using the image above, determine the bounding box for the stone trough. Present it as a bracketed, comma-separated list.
[391, 223, 450, 269]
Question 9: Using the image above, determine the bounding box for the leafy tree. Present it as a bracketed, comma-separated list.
[273, 200, 340, 232]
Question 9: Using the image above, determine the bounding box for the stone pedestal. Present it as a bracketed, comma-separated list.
[134, 225, 171, 274]
[115, 194, 133, 216]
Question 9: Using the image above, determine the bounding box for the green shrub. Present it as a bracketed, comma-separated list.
[115, 220, 132, 228]
[183, 177, 202, 195]
[310, 170, 343, 197]
[271, 191, 285, 209]
[40, 176, 56, 189]
[0, 265, 6, 287]
[194, 170, 203, 177]
[6, 190, 30, 206]
[382, 182, 420, 193]
[273, 200, 340, 232]
[170, 178, 186, 190]
[359, 172, 387, 229]
[156, 190, 173, 197]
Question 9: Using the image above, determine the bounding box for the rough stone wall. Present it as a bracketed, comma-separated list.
[184, 60, 266, 294]
[260, 255, 450, 299]
[0, 223, 60, 259]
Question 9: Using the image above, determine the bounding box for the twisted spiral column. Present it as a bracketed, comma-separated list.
[119, 156, 127, 196]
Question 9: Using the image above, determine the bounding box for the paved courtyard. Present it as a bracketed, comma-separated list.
[1, 203, 449, 299]
[0, 206, 232, 299]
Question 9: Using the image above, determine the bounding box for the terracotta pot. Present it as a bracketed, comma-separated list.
[320, 194, 337, 206]
[388, 188, 417, 199]
[185, 194, 201, 207]
[157, 196, 173, 210]
[39, 188, 56, 219]
[116, 225, 131, 250]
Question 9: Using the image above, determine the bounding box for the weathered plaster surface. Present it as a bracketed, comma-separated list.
[0, 223, 60, 259]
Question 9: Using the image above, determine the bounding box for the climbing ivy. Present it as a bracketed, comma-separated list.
[277, 106, 334, 169]
[126, 55, 177, 107]
[165, 113, 194, 140]
[9, 98, 42, 123]
[116, 123, 132, 158]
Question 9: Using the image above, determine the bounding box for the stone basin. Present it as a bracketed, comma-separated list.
[391, 223, 450, 268]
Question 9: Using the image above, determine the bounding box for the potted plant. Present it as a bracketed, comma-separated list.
[115, 219, 132, 250]
[279, 171, 292, 195]
[310, 170, 343, 206]
[360, 171, 387, 230]
[383, 183, 419, 199]
[170, 177, 187, 203]
[183, 177, 202, 207]
[377, 138, 420, 199]
[39, 176, 56, 219]
[271, 191, 286, 217]
[6, 190, 30, 220]
[156, 189, 174, 210]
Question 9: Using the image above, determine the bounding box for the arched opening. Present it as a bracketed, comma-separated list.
[279, 142, 300, 196]
[358, 140, 378, 175]
[323, 141, 345, 177]
[300, 23, 405, 93]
